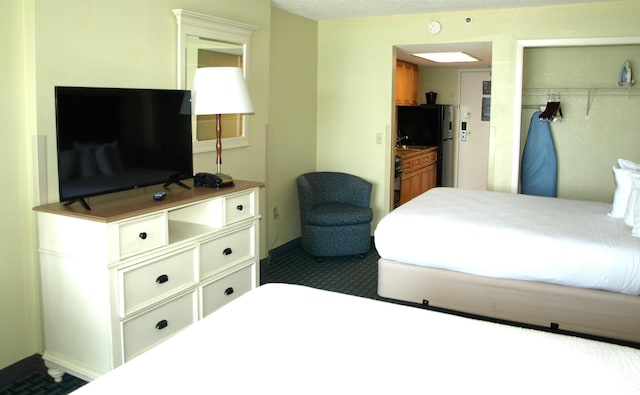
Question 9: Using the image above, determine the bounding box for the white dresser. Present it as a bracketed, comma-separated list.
[34, 180, 262, 382]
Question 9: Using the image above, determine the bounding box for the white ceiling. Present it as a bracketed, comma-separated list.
[272, 0, 605, 68]
[271, 0, 606, 21]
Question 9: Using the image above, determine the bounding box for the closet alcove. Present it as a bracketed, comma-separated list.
[515, 38, 640, 203]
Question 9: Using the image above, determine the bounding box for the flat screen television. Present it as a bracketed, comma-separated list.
[55, 86, 193, 209]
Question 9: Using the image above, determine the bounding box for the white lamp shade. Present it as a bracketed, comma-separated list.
[192, 67, 254, 115]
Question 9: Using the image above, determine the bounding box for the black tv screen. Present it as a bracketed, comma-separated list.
[55, 86, 193, 205]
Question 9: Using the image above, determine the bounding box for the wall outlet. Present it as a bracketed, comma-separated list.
[461, 130, 468, 142]
[272, 206, 280, 220]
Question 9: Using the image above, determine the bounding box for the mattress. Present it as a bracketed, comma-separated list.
[72, 284, 640, 394]
[374, 188, 640, 295]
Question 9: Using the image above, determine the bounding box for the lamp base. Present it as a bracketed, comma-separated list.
[216, 172, 235, 188]
[194, 172, 234, 189]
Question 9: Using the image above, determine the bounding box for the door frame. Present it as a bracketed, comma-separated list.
[511, 36, 640, 193]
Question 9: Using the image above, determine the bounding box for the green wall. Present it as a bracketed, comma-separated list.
[0, 0, 41, 372]
[31, 0, 271, 201]
[315, 1, 640, 225]
[267, 8, 317, 250]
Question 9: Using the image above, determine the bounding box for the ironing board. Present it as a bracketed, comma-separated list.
[521, 110, 558, 197]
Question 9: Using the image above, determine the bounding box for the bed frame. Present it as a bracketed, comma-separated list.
[378, 258, 640, 345]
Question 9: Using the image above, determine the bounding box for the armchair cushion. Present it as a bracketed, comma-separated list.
[306, 203, 373, 226]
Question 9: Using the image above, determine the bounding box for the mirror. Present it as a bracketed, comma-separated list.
[187, 36, 244, 142]
[173, 9, 257, 153]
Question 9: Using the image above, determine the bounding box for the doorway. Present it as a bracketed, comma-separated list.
[457, 70, 491, 190]
[393, 42, 493, 200]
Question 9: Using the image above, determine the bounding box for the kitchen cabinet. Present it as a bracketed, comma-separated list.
[33, 180, 262, 382]
[398, 148, 437, 205]
[396, 60, 419, 106]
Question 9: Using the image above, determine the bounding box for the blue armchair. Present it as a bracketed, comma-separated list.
[296, 172, 373, 258]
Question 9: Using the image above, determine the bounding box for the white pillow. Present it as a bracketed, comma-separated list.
[634, 194, 640, 237]
[619, 158, 640, 171]
[625, 183, 639, 226]
[611, 167, 640, 218]
[630, 178, 640, 236]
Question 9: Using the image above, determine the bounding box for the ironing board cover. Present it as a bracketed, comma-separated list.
[521, 111, 558, 197]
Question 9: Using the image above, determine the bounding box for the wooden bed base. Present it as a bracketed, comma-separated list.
[378, 258, 640, 344]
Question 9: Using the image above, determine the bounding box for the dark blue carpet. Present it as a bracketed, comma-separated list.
[260, 241, 382, 300]
[0, 373, 86, 395]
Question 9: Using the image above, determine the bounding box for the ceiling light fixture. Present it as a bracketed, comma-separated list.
[412, 52, 480, 63]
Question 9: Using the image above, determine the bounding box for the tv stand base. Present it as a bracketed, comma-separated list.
[64, 198, 91, 210]
[164, 175, 192, 190]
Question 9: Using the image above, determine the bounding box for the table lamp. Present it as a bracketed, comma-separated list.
[191, 67, 254, 185]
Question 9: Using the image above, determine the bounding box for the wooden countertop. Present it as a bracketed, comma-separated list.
[33, 179, 264, 223]
[395, 146, 438, 159]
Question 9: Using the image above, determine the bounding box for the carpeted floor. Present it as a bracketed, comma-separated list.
[260, 240, 426, 309]
[261, 240, 383, 299]
[0, 372, 86, 395]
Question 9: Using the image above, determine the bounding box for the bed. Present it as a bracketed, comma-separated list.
[71, 283, 640, 394]
[374, 187, 640, 344]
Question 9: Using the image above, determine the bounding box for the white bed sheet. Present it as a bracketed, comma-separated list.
[72, 284, 640, 394]
[375, 188, 640, 295]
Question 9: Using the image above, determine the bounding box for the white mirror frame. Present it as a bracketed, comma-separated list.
[511, 36, 640, 193]
[173, 9, 258, 154]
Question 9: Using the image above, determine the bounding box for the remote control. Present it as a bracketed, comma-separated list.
[153, 192, 167, 201]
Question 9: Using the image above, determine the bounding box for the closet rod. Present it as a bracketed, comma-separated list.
[523, 86, 640, 97]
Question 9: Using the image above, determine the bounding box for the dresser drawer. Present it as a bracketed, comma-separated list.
[201, 264, 254, 317]
[199, 224, 254, 278]
[118, 213, 168, 259]
[122, 291, 196, 362]
[224, 190, 254, 225]
[119, 247, 197, 317]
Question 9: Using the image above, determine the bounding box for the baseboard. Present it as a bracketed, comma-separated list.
[260, 238, 302, 274]
[0, 354, 46, 387]
[270, 237, 302, 259]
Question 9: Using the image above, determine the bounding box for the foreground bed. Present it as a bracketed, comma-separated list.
[375, 187, 640, 344]
[72, 284, 640, 394]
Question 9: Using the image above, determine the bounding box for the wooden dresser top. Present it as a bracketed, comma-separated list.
[33, 179, 264, 223]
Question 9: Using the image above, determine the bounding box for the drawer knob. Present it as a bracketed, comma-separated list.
[156, 274, 169, 284]
[223, 247, 233, 256]
[138, 232, 147, 240]
[236, 204, 243, 211]
[224, 287, 234, 296]
[155, 319, 168, 330]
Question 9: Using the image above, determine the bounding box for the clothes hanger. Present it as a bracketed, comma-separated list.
[539, 97, 562, 122]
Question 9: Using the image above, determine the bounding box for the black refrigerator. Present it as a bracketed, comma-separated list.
[397, 104, 454, 187]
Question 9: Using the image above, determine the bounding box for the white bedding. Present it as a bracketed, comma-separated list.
[374, 188, 640, 295]
[72, 284, 640, 394]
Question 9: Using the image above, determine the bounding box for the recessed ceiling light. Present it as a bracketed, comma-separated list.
[412, 52, 479, 63]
